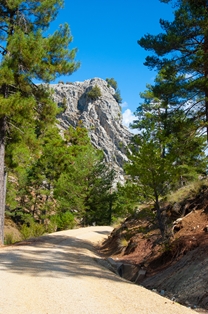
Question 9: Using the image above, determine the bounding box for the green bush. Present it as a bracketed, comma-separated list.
[20, 224, 32, 239]
[20, 222, 45, 240]
[113, 90, 122, 104]
[4, 233, 16, 245]
[50, 212, 75, 231]
[106, 78, 117, 90]
[106, 78, 122, 103]
[87, 85, 102, 100]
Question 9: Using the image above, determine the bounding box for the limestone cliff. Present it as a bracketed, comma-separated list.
[51, 78, 132, 176]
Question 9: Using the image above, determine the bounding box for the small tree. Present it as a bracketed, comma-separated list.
[113, 90, 122, 104]
[87, 85, 102, 100]
[106, 78, 118, 90]
[106, 78, 122, 104]
[125, 133, 174, 238]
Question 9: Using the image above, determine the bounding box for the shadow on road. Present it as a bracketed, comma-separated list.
[0, 232, 121, 283]
[93, 231, 111, 235]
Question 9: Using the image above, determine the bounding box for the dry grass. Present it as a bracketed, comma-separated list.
[166, 179, 208, 204]
[118, 237, 129, 248]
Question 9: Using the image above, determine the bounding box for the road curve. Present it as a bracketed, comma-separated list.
[0, 226, 195, 314]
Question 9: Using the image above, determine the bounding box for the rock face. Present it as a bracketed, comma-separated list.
[51, 78, 132, 176]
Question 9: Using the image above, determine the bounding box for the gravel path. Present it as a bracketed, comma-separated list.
[0, 226, 196, 314]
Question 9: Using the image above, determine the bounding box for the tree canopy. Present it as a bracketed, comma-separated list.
[6, 124, 116, 232]
[138, 0, 208, 139]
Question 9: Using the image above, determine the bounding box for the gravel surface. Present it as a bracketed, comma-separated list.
[0, 226, 196, 314]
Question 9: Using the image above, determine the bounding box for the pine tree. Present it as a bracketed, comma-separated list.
[132, 72, 207, 181]
[0, 1, 79, 244]
[127, 77, 207, 238]
[138, 0, 208, 139]
[125, 132, 175, 238]
[54, 126, 115, 226]
[83, 157, 115, 226]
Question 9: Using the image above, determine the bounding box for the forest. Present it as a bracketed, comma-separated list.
[1, 0, 208, 244]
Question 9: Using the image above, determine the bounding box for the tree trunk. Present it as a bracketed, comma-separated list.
[203, 1, 208, 141]
[0, 117, 6, 245]
[205, 94, 208, 141]
[108, 197, 112, 225]
[154, 192, 165, 239]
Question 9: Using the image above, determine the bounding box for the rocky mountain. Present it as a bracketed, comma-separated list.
[51, 78, 132, 178]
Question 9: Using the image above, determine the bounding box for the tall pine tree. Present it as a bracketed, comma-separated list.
[138, 0, 208, 139]
[127, 74, 207, 238]
[0, 1, 79, 244]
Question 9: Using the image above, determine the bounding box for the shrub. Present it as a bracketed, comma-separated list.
[87, 85, 102, 100]
[20, 224, 32, 239]
[20, 222, 45, 240]
[50, 212, 75, 231]
[106, 78, 122, 104]
[106, 78, 117, 90]
[4, 233, 16, 245]
[113, 90, 122, 104]
[58, 97, 67, 112]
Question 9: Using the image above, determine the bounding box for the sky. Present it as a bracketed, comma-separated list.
[50, 0, 174, 130]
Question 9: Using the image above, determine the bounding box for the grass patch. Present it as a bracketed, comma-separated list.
[4, 233, 17, 245]
[118, 237, 128, 248]
[166, 179, 208, 204]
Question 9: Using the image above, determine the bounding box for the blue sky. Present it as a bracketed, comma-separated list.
[50, 0, 174, 129]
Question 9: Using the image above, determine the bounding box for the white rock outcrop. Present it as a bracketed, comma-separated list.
[51, 78, 132, 175]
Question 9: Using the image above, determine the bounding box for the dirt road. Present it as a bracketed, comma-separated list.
[0, 226, 196, 314]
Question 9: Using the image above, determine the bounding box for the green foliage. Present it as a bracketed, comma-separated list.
[20, 225, 32, 240]
[58, 97, 67, 112]
[126, 134, 175, 197]
[20, 222, 45, 240]
[6, 123, 117, 229]
[125, 75, 207, 238]
[87, 85, 102, 100]
[106, 78, 118, 90]
[138, 0, 208, 137]
[125, 134, 173, 238]
[4, 233, 16, 245]
[0, 0, 80, 243]
[50, 212, 75, 231]
[54, 139, 115, 225]
[106, 78, 122, 104]
[113, 90, 122, 104]
[113, 182, 140, 217]
[131, 75, 208, 185]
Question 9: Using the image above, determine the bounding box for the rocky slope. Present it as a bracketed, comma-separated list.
[99, 182, 208, 312]
[50, 78, 132, 178]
